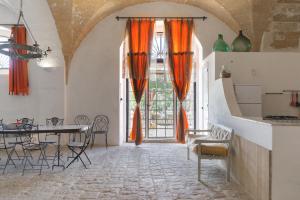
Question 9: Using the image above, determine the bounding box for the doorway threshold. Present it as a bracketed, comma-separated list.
[127, 138, 177, 143]
[144, 138, 177, 143]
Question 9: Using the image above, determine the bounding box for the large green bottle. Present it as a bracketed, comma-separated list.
[232, 30, 252, 52]
[213, 34, 230, 52]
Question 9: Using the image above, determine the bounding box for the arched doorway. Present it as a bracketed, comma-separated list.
[67, 1, 236, 146]
[122, 20, 203, 141]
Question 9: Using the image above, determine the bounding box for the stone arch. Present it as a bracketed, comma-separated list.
[48, 0, 243, 78]
[47, 0, 273, 79]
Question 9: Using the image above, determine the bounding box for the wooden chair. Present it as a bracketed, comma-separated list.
[186, 124, 234, 182]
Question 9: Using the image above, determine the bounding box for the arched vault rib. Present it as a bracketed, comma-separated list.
[47, 0, 273, 81]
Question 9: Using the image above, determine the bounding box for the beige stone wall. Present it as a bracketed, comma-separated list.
[46, 0, 299, 76]
[262, 0, 300, 51]
[46, 0, 275, 78]
[231, 135, 271, 200]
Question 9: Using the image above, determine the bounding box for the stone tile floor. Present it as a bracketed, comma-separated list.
[0, 143, 251, 200]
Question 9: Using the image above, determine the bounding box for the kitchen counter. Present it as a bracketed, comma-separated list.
[240, 116, 300, 126]
[211, 78, 300, 200]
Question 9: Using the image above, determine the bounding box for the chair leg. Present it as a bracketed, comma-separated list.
[90, 133, 95, 148]
[83, 151, 91, 164]
[105, 134, 108, 149]
[22, 151, 29, 176]
[198, 146, 201, 181]
[66, 148, 79, 168]
[227, 156, 231, 182]
[67, 147, 89, 168]
[12, 147, 21, 161]
[39, 153, 44, 175]
[78, 155, 87, 169]
[7, 148, 17, 167]
[2, 148, 16, 174]
[22, 153, 34, 176]
[41, 147, 50, 168]
[187, 144, 190, 160]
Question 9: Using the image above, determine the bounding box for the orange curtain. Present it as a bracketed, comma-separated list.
[9, 26, 29, 95]
[165, 19, 194, 144]
[127, 19, 154, 145]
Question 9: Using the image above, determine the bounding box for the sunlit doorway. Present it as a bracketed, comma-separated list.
[125, 20, 199, 141]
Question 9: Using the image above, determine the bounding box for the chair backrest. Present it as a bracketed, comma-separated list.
[18, 123, 37, 144]
[0, 119, 5, 146]
[92, 115, 109, 134]
[1, 121, 19, 142]
[0, 120, 18, 147]
[210, 124, 233, 141]
[46, 117, 64, 126]
[74, 115, 90, 125]
[17, 118, 34, 125]
[82, 126, 93, 147]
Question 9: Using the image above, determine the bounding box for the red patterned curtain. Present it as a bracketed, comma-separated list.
[9, 25, 29, 95]
[165, 19, 194, 144]
[126, 19, 155, 145]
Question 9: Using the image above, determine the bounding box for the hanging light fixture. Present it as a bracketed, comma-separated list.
[0, 0, 51, 60]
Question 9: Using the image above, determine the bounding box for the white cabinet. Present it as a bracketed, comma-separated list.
[234, 84, 262, 117]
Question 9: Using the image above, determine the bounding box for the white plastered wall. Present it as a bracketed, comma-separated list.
[0, 0, 65, 124]
[67, 1, 236, 146]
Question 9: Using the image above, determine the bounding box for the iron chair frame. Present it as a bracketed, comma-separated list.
[0, 119, 17, 174]
[72, 114, 91, 143]
[19, 124, 49, 175]
[8, 118, 34, 160]
[41, 117, 64, 167]
[91, 115, 109, 148]
[66, 126, 92, 169]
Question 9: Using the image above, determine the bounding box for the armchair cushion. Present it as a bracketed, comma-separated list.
[193, 143, 228, 157]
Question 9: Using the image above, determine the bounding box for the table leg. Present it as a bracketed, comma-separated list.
[52, 133, 65, 170]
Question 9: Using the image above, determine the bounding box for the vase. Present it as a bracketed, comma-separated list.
[231, 30, 252, 52]
[213, 34, 230, 52]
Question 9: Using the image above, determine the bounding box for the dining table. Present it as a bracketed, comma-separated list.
[1, 124, 89, 169]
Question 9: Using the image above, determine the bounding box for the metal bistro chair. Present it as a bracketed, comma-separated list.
[91, 115, 109, 148]
[41, 117, 64, 163]
[8, 118, 34, 160]
[19, 124, 49, 175]
[66, 126, 92, 169]
[43, 117, 64, 146]
[0, 119, 17, 174]
[17, 118, 34, 125]
[72, 115, 91, 142]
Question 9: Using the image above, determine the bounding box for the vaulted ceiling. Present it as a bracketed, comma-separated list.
[47, 0, 275, 76]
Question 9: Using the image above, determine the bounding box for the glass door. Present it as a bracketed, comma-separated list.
[126, 20, 195, 141]
[147, 62, 175, 138]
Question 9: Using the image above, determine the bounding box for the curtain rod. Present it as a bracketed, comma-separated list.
[0, 24, 25, 26]
[116, 16, 207, 21]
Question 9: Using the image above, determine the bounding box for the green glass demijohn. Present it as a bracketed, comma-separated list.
[231, 30, 252, 52]
[213, 34, 230, 52]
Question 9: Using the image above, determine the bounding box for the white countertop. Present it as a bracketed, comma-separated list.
[238, 116, 300, 126]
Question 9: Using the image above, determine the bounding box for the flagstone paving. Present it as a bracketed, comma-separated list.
[0, 143, 251, 200]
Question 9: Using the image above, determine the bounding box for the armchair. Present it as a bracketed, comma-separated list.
[186, 124, 234, 182]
